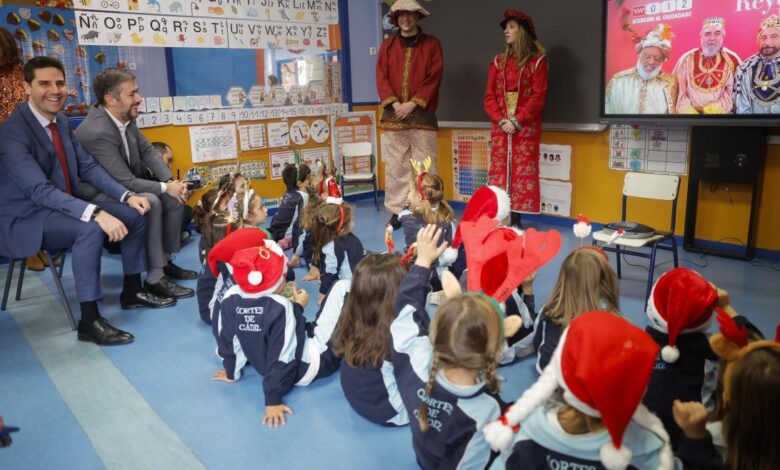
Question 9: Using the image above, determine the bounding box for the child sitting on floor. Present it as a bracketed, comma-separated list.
[212, 239, 342, 428]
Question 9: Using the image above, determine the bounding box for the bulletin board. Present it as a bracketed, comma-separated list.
[331, 111, 377, 196]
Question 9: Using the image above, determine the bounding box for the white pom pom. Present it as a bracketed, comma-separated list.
[661, 345, 680, 363]
[483, 420, 515, 452]
[438, 247, 459, 267]
[573, 222, 592, 239]
[600, 442, 632, 470]
[248, 270, 263, 286]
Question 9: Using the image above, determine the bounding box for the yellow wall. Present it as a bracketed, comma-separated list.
[141, 106, 779, 251]
[141, 117, 330, 205]
[351, 105, 780, 252]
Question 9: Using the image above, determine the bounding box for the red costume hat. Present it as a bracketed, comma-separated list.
[452, 185, 510, 249]
[500, 9, 537, 41]
[207, 227, 270, 277]
[485, 312, 674, 470]
[460, 216, 561, 304]
[230, 240, 288, 295]
[646, 268, 718, 363]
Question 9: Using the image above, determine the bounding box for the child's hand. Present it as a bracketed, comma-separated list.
[414, 224, 447, 269]
[292, 289, 310, 308]
[672, 400, 709, 440]
[505, 315, 523, 338]
[263, 404, 294, 428]
[211, 369, 235, 383]
[289, 254, 301, 268]
[716, 287, 731, 310]
[302, 266, 320, 281]
[521, 271, 536, 295]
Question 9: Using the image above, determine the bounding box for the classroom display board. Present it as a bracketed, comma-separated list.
[609, 124, 689, 175]
[538, 144, 573, 217]
[451, 130, 491, 203]
[331, 112, 377, 196]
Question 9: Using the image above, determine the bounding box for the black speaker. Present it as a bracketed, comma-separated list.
[689, 127, 765, 184]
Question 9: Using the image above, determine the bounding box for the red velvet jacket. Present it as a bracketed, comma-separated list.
[376, 30, 443, 130]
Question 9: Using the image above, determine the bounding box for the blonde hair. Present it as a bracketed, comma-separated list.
[543, 248, 620, 326]
[413, 173, 455, 225]
[418, 295, 504, 431]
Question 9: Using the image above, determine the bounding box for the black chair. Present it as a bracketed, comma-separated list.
[592, 172, 680, 307]
[2, 251, 76, 330]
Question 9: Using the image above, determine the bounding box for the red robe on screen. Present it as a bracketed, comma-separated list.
[484, 53, 547, 214]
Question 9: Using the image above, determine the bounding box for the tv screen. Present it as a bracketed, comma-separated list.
[602, 0, 780, 120]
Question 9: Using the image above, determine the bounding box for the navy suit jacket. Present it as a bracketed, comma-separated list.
[0, 102, 127, 258]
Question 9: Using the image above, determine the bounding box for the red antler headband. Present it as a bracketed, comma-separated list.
[411, 156, 432, 200]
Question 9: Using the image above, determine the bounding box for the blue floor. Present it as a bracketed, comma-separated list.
[1, 198, 779, 469]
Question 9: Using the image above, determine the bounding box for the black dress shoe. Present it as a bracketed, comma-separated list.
[121, 288, 176, 309]
[388, 214, 402, 231]
[163, 261, 198, 280]
[77, 318, 134, 345]
[145, 276, 194, 299]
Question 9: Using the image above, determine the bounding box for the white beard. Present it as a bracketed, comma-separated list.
[636, 59, 662, 80]
[702, 45, 720, 57]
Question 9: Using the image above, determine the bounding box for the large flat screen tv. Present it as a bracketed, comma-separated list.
[601, 0, 780, 124]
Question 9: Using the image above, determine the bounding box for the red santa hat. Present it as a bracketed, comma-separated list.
[319, 175, 343, 205]
[207, 227, 270, 277]
[229, 240, 288, 295]
[573, 214, 592, 239]
[484, 312, 674, 470]
[461, 216, 561, 304]
[646, 267, 718, 363]
[452, 186, 510, 249]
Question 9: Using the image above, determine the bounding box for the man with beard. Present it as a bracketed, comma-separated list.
[606, 24, 677, 114]
[376, 0, 443, 229]
[76, 68, 196, 306]
[674, 17, 740, 114]
[734, 15, 780, 114]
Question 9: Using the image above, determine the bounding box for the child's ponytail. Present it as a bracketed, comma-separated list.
[418, 355, 441, 432]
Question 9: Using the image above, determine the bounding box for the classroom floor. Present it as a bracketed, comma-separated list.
[1, 198, 778, 469]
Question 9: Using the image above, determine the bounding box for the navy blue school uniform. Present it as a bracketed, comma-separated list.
[499, 406, 670, 469]
[449, 244, 467, 280]
[196, 260, 217, 325]
[217, 285, 341, 405]
[210, 263, 236, 342]
[676, 434, 726, 470]
[532, 314, 563, 374]
[269, 189, 305, 247]
[328, 279, 409, 427]
[392, 265, 505, 469]
[500, 292, 538, 363]
[642, 328, 718, 450]
[319, 232, 365, 296]
[398, 208, 455, 254]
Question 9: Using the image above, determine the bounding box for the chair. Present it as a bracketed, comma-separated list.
[339, 142, 379, 211]
[2, 251, 76, 330]
[592, 172, 680, 306]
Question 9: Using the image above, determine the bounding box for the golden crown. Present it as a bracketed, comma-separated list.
[760, 14, 780, 31]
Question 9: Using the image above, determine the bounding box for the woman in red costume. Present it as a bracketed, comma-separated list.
[484, 10, 547, 227]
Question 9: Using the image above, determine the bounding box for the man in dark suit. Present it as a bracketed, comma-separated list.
[75, 69, 196, 301]
[0, 57, 175, 345]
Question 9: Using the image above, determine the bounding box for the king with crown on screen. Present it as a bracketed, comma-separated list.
[673, 17, 741, 114]
[605, 24, 677, 114]
[734, 14, 780, 114]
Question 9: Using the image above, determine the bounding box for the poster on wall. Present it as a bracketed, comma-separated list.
[451, 130, 491, 203]
[74, 10, 334, 51]
[609, 124, 688, 175]
[238, 124, 267, 151]
[540, 180, 572, 217]
[267, 121, 290, 148]
[209, 161, 240, 185]
[302, 147, 331, 168]
[74, 0, 340, 25]
[239, 160, 267, 180]
[189, 124, 238, 163]
[270, 151, 296, 180]
[539, 144, 572, 181]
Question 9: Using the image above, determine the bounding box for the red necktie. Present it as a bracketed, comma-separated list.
[47, 122, 72, 194]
